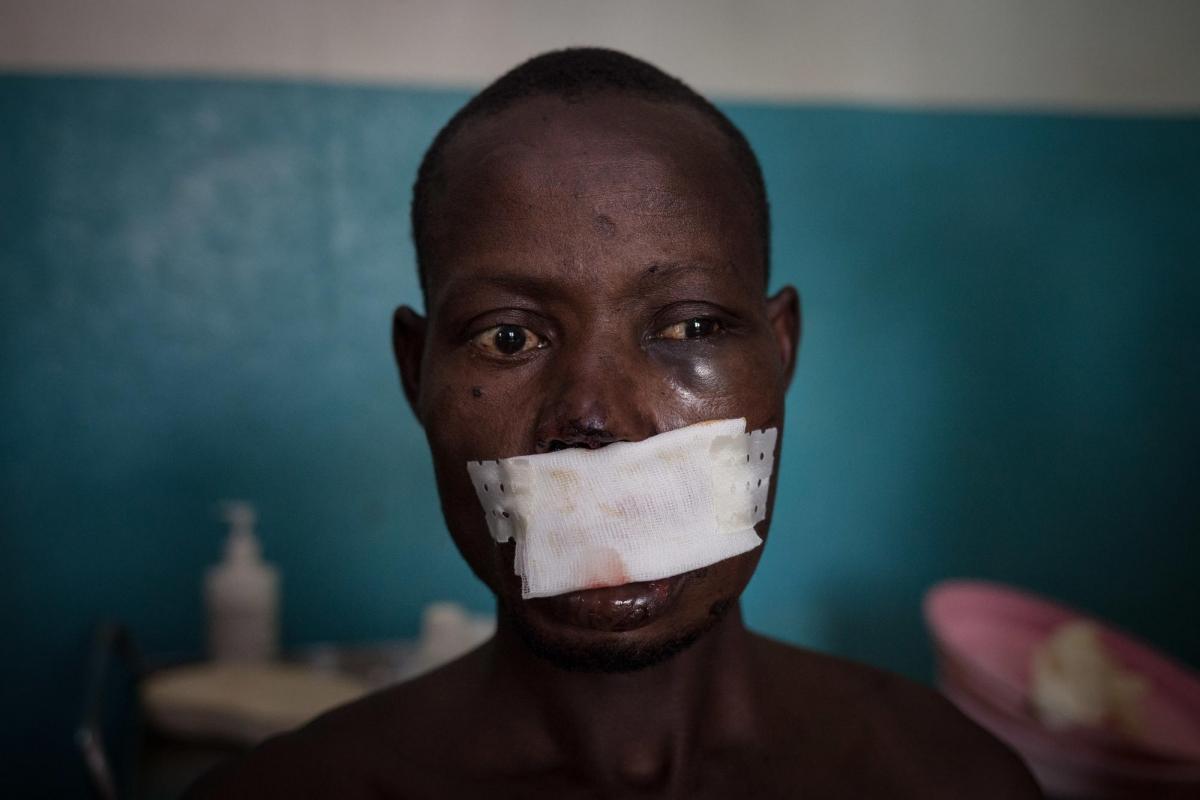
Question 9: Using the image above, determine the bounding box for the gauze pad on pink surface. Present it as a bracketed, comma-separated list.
[466, 418, 777, 599]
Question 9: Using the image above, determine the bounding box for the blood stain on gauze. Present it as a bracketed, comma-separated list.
[466, 418, 778, 599]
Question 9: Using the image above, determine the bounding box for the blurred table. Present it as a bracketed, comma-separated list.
[78, 622, 417, 800]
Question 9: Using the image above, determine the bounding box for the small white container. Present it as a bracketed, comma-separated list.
[205, 501, 280, 662]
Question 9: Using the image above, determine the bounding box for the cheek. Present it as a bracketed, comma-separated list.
[419, 358, 548, 564]
[419, 377, 515, 591]
[650, 336, 784, 428]
[421, 359, 537, 462]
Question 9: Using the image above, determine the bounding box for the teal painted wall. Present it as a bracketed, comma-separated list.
[2, 75, 1198, 794]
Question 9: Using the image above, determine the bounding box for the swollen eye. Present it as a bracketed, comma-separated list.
[657, 317, 722, 340]
[473, 324, 544, 356]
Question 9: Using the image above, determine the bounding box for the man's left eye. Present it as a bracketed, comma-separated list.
[654, 317, 723, 340]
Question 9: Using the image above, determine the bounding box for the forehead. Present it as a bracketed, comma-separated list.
[422, 93, 762, 306]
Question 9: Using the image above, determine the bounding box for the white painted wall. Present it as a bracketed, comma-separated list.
[2, 0, 1198, 112]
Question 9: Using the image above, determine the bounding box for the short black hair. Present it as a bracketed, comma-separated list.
[411, 47, 770, 297]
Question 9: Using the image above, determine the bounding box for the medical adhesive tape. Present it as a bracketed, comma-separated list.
[466, 418, 777, 599]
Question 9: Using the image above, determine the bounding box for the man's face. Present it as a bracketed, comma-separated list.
[396, 93, 798, 669]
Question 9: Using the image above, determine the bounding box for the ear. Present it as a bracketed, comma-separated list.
[765, 286, 801, 388]
[392, 305, 427, 424]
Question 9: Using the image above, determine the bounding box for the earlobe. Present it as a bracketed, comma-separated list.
[392, 306, 428, 424]
[765, 286, 801, 388]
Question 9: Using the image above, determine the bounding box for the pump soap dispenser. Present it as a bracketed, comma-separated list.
[206, 500, 280, 662]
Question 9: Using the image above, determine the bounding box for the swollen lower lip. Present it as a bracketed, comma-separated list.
[532, 575, 684, 632]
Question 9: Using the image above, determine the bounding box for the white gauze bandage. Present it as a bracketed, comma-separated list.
[466, 418, 777, 599]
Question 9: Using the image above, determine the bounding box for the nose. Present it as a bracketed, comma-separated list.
[533, 339, 658, 454]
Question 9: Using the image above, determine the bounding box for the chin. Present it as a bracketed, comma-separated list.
[504, 592, 736, 673]
[490, 546, 754, 673]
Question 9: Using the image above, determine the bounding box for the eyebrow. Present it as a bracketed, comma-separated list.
[433, 261, 734, 316]
[636, 261, 731, 291]
[432, 271, 565, 315]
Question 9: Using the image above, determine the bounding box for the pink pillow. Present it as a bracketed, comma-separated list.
[924, 580, 1200, 795]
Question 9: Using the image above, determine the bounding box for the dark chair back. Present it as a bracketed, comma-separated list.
[77, 621, 143, 800]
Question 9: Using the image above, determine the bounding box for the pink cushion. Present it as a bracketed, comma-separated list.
[923, 579, 1200, 792]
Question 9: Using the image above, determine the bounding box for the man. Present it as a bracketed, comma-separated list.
[190, 48, 1040, 798]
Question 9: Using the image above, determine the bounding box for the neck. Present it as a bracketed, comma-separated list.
[484, 604, 761, 791]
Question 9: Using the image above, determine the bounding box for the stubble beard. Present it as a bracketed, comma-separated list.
[500, 595, 735, 673]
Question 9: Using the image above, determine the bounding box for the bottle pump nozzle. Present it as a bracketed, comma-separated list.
[221, 500, 261, 563]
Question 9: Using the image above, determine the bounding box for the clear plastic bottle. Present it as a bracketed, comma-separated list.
[205, 501, 280, 662]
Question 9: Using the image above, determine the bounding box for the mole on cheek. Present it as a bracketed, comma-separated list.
[471, 386, 483, 398]
[592, 213, 617, 238]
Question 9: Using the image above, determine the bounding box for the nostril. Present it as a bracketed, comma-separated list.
[538, 418, 627, 453]
[544, 437, 623, 453]
[535, 414, 628, 454]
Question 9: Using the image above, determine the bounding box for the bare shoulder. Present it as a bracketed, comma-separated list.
[750, 634, 1043, 799]
[183, 649, 493, 799]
